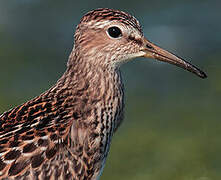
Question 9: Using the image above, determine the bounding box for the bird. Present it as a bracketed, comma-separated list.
[0, 8, 207, 180]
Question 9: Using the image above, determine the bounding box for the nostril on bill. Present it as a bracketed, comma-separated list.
[146, 44, 154, 50]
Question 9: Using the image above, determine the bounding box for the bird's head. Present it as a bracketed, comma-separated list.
[73, 8, 207, 78]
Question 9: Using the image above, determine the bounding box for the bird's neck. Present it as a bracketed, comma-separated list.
[47, 50, 125, 176]
[52, 50, 125, 134]
[57, 50, 122, 99]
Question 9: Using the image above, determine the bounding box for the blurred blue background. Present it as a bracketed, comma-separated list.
[0, 0, 220, 179]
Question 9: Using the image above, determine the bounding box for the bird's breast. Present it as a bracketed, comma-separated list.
[67, 69, 125, 179]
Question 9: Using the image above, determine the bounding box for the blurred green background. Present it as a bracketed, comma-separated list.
[0, 0, 220, 179]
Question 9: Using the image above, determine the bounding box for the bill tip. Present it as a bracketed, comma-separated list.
[199, 71, 207, 79]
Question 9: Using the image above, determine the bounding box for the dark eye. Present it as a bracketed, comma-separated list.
[107, 26, 122, 38]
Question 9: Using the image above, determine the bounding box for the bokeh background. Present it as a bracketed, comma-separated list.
[0, 0, 220, 179]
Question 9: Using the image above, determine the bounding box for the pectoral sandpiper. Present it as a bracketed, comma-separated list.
[0, 8, 207, 180]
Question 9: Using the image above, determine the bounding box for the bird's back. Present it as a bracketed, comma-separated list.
[0, 88, 72, 179]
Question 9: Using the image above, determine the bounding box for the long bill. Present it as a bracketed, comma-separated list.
[141, 38, 207, 79]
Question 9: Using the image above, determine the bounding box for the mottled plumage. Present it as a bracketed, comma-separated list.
[0, 8, 206, 180]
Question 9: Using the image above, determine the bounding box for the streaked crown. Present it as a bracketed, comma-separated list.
[80, 8, 142, 33]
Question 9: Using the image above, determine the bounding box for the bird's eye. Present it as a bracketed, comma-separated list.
[107, 26, 122, 38]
